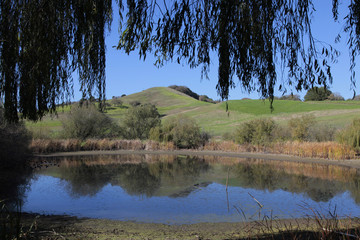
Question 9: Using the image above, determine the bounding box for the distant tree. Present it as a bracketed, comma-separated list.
[123, 104, 160, 140]
[279, 94, 301, 101]
[327, 93, 345, 101]
[199, 95, 217, 103]
[352, 95, 360, 101]
[168, 85, 199, 100]
[304, 87, 332, 101]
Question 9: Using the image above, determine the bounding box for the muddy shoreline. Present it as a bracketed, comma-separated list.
[21, 212, 354, 240]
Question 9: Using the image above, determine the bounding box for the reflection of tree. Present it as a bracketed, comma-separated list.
[0, 168, 33, 208]
[110, 163, 161, 197]
[36, 155, 360, 203]
[110, 156, 210, 197]
[42, 155, 210, 198]
[57, 163, 111, 197]
[348, 176, 360, 203]
[231, 162, 346, 202]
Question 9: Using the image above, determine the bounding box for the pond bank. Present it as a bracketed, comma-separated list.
[19, 212, 360, 240]
[35, 149, 360, 170]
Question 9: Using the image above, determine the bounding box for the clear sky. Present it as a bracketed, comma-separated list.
[73, 1, 356, 101]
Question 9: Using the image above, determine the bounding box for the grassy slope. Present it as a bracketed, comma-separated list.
[27, 87, 360, 137]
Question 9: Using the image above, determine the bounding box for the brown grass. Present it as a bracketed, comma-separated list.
[30, 139, 177, 154]
[203, 141, 357, 160]
[30, 139, 357, 160]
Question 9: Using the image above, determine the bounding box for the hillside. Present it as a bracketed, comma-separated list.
[27, 87, 360, 138]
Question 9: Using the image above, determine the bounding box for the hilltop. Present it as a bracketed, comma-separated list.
[27, 87, 360, 137]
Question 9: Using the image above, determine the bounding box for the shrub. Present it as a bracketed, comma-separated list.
[62, 104, 120, 140]
[235, 118, 278, 146]
[222, 132, 235, 141]
[279, 94, 301, 101]
[308, 124, 337, 142]
[336, 118, 360, 152]
[151, 115, 209, 148]
[288, 114, 315, 141]
[111, 97, 123, 107]
[122, 104, 160, 140]
[0, 108, 31, 169]
[129, 100, 141, 107]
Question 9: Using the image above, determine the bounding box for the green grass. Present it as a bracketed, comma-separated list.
[26, 87, 360, 138]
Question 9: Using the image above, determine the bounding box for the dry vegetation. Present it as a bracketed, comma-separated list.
[30, 138, 357, 160]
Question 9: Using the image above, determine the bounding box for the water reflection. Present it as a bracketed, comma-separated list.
[21, 154, 360, 223]
[34, 155, 210, 198]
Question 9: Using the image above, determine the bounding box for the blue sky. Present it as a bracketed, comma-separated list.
[73, 1, 356, 101]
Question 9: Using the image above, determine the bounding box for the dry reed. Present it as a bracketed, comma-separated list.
[30, 139, 357, 160]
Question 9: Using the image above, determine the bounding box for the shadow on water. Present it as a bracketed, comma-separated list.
[0, 165, 33, 209]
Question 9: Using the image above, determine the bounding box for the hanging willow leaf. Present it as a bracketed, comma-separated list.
[118, 0, 342, 108]
[0, 0, 114, 122]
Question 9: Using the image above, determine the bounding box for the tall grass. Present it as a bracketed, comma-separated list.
[30, 138, 356, 160]
[30, 139, 176, 154]
[0, 200, 38, 240]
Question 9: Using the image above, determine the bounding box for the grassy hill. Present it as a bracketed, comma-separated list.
[27, 87, 360, 138]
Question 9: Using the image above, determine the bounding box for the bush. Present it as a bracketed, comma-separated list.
[222, 132, 235, 141]
[0, 108, 31, 169]
[62, 104, 120, 140]
[288, 114, 315, 141]
[168, 85, 199, 100]
[150, 115, 209, 148]
[279, 94, 301, 101]
[199, 95, 216, 103]
[235, 118, 278, 146]
[123, 104, 160, 140]
[308, 124, 337, 142]
[304, 87, 332, 101]
[336, 118, 360, 152]
[111, 97, 123, 107]
[129, 100, 141, 107]
[327, 93, 344, 101]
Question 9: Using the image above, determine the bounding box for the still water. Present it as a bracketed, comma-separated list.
[20, 154, 360, 224]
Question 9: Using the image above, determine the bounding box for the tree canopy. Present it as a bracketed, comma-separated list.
[0, 0, 115, 122]
[1, 0, 359, 122]
[304, 87, 332, 101]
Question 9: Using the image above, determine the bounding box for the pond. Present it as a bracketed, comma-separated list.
[17, 154, 360, 224]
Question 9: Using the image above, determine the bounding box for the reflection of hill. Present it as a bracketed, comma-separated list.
[33, 154, 360, 203]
